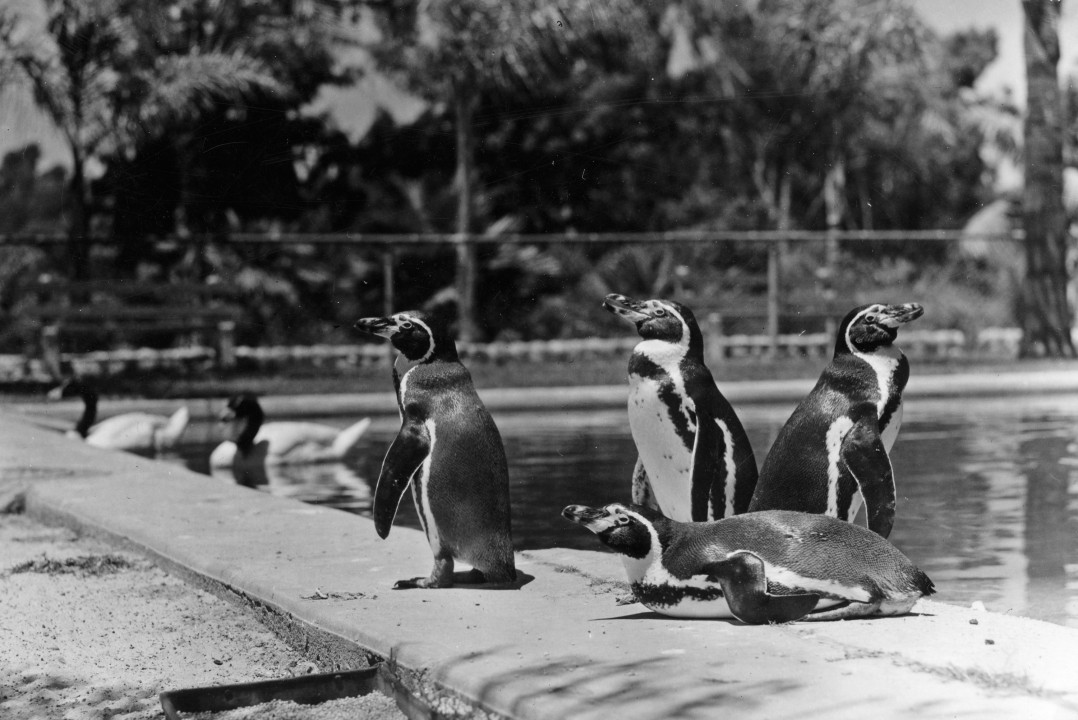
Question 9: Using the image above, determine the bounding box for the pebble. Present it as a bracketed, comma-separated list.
[186, 693, 405, 720]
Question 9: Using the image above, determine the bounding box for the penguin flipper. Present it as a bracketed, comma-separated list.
[841, 419, 896, 538]
[631, 457, 660, 511]
[373, 420, 431, 539]
[705, 551, 820, 625]
[690, 405, 725, 521]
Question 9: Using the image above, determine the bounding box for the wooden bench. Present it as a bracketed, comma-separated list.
[25, 279, 243, 373]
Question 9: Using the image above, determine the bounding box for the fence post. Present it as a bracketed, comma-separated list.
[41, 324, 61, 379]
[767, 240, 781, 358]
[216, 320, 236, 369]
[382, 247, 396, 367]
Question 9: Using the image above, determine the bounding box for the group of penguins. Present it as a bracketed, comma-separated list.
[354, 294, 937, 626]
[49, 293, 935, 626]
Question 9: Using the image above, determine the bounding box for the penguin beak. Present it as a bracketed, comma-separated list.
[354, 316, 398, 338]
[877, 303, 924, 328]
[562, 504, 615, 532]
[603, 294, 650, 323]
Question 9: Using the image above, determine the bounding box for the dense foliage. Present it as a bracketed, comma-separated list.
[0, 0, 1066, 350]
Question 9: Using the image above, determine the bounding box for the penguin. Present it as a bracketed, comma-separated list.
[602, 293, 758, 522]
[48, 378, 190, 455]
[562, 502, 934, 624]
[354, 310, 516, 589]
[749, 302, 924, 538]
[209, 393, 370, 468]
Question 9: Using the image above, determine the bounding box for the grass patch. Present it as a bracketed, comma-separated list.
[905, 661, 1050, 697]
[9, 554, 137, 576]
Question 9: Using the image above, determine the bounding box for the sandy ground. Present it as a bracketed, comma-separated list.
[0, 512, 321, 720]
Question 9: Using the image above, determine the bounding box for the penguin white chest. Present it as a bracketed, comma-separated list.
[856, 346, 904, 452]
[627, 369, 696, 522]
[398, 367, 441, 554]
[621, 546, 734, 619]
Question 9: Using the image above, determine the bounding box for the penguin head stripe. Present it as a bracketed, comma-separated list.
[837, 303, 924, 355]
[603, 294, 704, 356]
[398, 313, 436, 362]
[562, 502, 659, 559]
[355, 310, 456, 363]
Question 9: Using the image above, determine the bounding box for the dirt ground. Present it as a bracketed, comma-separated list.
[0, 512, 320, 720]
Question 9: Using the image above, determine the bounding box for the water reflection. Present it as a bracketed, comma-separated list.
[209, 461, 373, 513]
[170, 394, 1078, 628]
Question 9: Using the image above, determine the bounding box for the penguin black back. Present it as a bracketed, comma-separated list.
[750, 303, 923, 538]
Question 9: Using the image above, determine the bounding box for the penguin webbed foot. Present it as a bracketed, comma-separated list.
[392, 576, 445, 589]
[392, 568, 517, 589]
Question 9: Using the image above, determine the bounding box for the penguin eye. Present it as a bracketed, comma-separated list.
[653, 308, 666, 317]
[864, 315, 877, 324]
[399, 321, 413, 330]
[615, 515, 631, 526]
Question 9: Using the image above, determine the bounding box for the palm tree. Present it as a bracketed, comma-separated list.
[1018, 0, 1075, 357]
[0, 0, 283, 279]
[372, 0, 653, 341]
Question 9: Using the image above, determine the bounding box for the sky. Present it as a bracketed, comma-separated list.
[913, 0, 1078, 105]
[1, 1, 1076, 172]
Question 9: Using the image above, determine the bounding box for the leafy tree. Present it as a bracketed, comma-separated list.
[0, 0, 283, 279]
[370, 0, 654, 340]
[1019, 0, 1075, 357]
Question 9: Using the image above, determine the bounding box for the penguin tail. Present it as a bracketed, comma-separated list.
[913, 568, 936, 597]
[331, 417, 372, 457]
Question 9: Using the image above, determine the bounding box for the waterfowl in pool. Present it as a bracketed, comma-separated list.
[48, 378, 190, 455]
[209, 393, 371, 468]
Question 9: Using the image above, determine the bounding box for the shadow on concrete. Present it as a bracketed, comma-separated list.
[388, 570, 536, 591]
[593, 609, 742, 623]
[452, 648, 801, 719]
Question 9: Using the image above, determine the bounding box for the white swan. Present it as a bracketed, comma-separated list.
[209, 393, 371, 468]
[48, 379, 190, 454]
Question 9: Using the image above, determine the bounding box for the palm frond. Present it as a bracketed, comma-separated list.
[130, 51, 285, 134]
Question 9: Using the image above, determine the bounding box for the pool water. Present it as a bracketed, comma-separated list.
[169, 394, 1078, 628]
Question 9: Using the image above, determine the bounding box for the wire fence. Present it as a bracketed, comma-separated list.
[0, 229, 1028, 378]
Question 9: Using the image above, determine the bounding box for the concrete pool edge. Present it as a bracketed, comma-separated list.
[10, 367, 1078, 426]
[3, 411, 1078, 719]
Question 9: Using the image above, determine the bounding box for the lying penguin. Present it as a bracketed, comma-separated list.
[749, 302, 924, 538]
[563, 502, 934, 624]
[602, 293, 758, 522]
[354, 310, 516, 589]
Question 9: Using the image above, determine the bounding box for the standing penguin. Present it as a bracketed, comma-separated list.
[749, 302, 924, 538]
[603, 293, 758, 522]
[354, 311, 516, 588]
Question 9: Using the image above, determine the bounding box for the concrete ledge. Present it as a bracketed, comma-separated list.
[10, 368, 1078, 429]
[2, 412, 1078, 719]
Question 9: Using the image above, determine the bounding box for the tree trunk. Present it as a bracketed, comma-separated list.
[453, 87, 481, 343]
[68, 148, 91, 281]
[1019, 0, 1076, 357]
